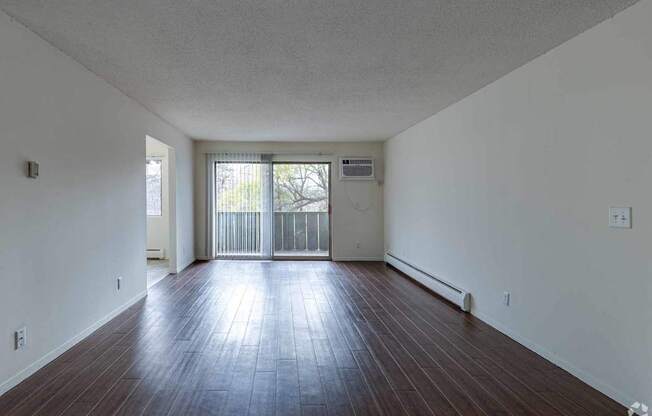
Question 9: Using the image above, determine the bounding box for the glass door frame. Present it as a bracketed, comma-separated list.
[271, 161, 332, 260]
[214, 158, 272, 260]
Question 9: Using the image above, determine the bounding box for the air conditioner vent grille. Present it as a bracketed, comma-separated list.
[344, 159, 372, 165]
[343, 165, 372, 177]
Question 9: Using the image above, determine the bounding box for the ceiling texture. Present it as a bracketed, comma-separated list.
[0, 0, 639, 141]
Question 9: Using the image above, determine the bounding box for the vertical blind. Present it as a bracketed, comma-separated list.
[206, 153, 272, 258]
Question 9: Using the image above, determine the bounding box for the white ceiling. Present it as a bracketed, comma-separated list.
[0, 0, 638, 141]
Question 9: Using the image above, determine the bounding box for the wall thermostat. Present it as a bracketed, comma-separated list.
[609, 207, 632, 228]
[27, 161, 39, 178]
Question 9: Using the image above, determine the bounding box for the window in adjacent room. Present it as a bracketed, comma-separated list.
[146, 158, 162, 216]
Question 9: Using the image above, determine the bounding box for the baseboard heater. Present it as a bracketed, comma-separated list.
[385, 252, 470, 312]
[146, 248, 165, 259]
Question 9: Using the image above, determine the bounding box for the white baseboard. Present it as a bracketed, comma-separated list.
[176, 257, 197, 273]
[381, 254, 631, 408]
[0, 290, 147, 396]
[147, 274, 169, 289]
[472, 310, 632, 409]
[333, 256, 384, 261]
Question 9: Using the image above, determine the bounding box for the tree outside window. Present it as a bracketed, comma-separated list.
[146, 158, 162, 216]
[273, 164, 328, 212]
[215, 163, 328, 213]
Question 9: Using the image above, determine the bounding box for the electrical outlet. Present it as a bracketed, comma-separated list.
[15, 327, 27, 350]
[355, 241, 361, 249]
[117, 277, 122, 291]
[503, 292, 510, 306]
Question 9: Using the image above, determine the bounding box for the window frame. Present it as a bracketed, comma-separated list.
[146, 157, 163, 217]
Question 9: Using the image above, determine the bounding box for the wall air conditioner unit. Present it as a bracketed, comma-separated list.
[340, 157, 374, 180]
[146, 248, 165, 259]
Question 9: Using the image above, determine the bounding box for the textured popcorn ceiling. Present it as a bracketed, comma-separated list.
[0, 0, 639, 141]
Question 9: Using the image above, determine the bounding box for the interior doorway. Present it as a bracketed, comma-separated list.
[145, 136, 176, 287]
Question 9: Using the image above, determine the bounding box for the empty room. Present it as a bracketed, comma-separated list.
[0, 0, 650, 415]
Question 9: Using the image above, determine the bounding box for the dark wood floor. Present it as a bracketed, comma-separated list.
[0, 261, 624, 416]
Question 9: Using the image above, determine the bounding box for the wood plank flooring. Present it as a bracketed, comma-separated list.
[0, 261, 625, 415]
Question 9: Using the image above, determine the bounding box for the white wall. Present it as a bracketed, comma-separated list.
[0, 11, 194, 394]
[146, 138, 170, 258]
[385, 0, 652, 407]
[194, 141, 384, 261]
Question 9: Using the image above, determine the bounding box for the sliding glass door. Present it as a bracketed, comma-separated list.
[214, 154, 272, 258]
[211, 156, 329, 259]
[273, 163, 330, 259]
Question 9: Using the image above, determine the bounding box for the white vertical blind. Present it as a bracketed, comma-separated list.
[205, 154, 217, 258]
[209, 153, 272, 258]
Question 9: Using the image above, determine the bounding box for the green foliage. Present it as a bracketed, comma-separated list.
[216, 162, 328, 212]
[216, 162, 261, 211]
[274, 164, 328, 212]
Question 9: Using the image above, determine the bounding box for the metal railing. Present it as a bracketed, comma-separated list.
[274, 211, 329, 254]
[216, 212, 329, 256]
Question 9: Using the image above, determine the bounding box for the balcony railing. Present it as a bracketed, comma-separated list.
[216, 211, 329, 256]
[274, 211, 329, 255]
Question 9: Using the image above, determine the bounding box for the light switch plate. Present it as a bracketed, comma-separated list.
[609, 207, 632, 228]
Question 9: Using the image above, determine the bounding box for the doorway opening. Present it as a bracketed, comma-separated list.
[146, 136, 176, 287]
